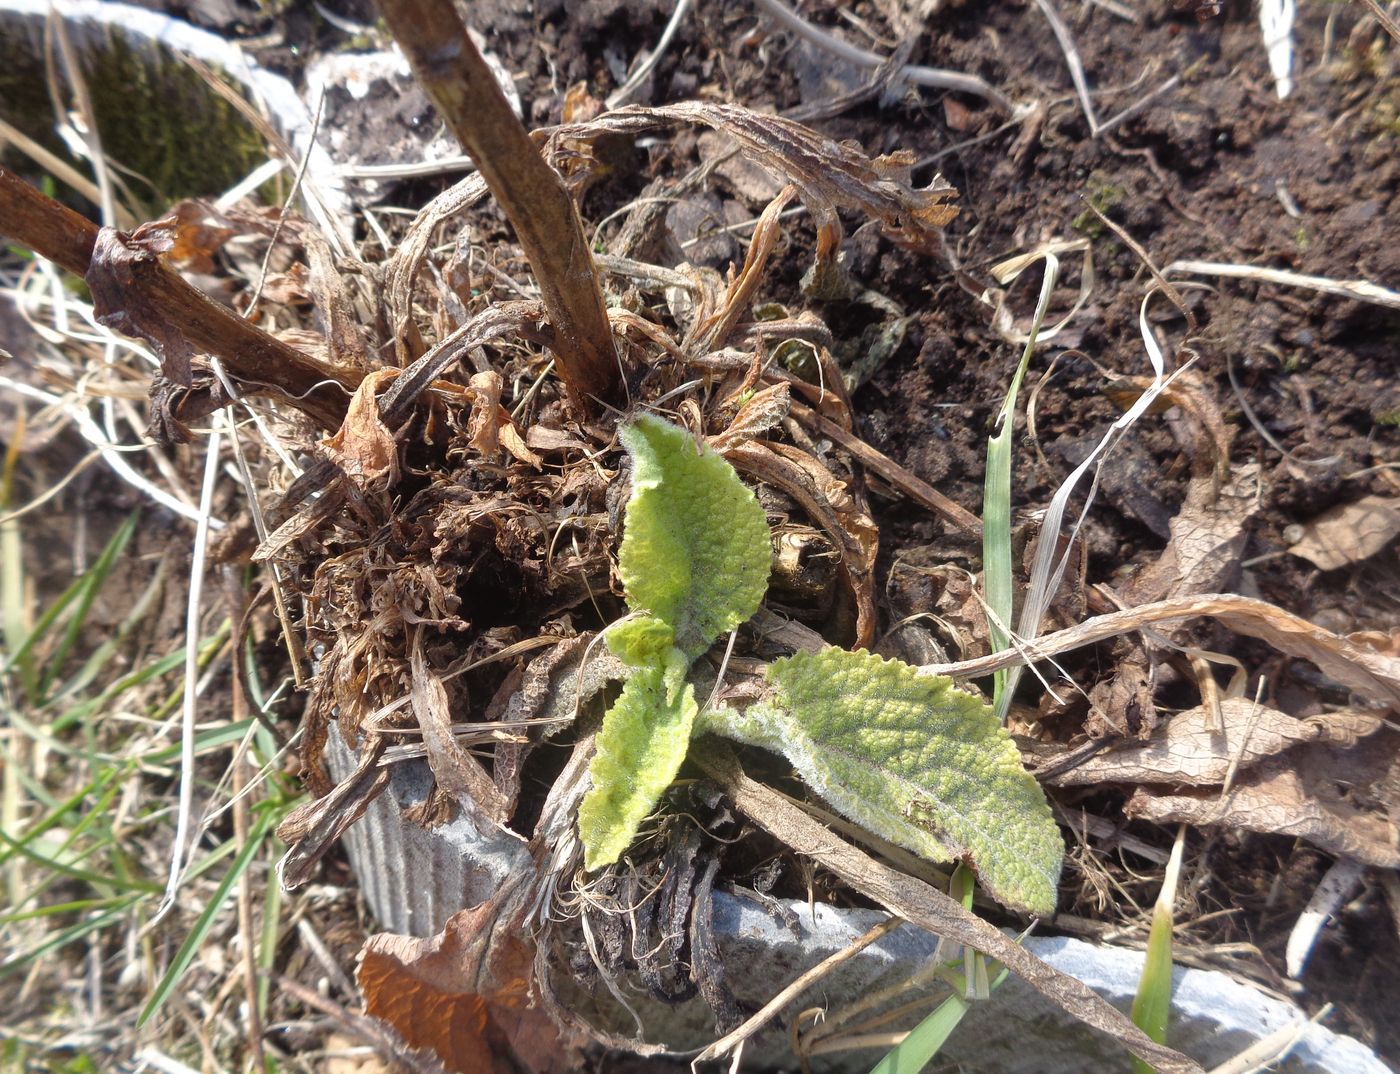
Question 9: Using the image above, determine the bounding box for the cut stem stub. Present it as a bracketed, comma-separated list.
[375, 0, 620, 410]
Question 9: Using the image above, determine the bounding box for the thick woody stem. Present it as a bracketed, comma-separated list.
[0, 166, 355, 434]
[374, 0, 620, 409]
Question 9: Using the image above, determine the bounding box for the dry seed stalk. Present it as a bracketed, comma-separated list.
[0, 165, 356, 435]
[374, 0, 619, 409]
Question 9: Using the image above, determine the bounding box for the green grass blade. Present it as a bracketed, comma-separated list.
[1, 435, 35, 698]
[38, 512, 138, 700]
[0, 827, 161, 894]
[867, 992, 970, 1074]
[982, 257, 1060, 718]
[138, 805, 279, 1026]
[0, 900, 138, 977]
[1130, 826, 1186, 1073]
[0, 896, 132, 925]
[0, 766, 120, 868]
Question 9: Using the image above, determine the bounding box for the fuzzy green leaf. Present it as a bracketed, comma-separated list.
[579, 663, 699, 870]
[618, 414, 770, 659]
[605, 616, 677, 667]
[703, 648, 1063, 914]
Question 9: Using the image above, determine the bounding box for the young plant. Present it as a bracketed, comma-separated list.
[578, 415, 1064, 915]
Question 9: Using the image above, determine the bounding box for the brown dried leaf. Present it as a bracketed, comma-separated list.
[1127, 741, 1400, 867]
[1045, 698, 1384, 787]
[360, 876, 583, 1074]
[922, 594, 1400, 709]
[1084, 652, 1155, 739]
[164, 200, 235, 273]
[277, 732, 390, 887]
[725, 440, 878, 648]
[410, 631, 510, 826]
[709, 382, 791, 451]
[561, 81, 603, 124]
[1123, 463, 1257, 607]
[320, 368, 401, 491]
[466, 371, 503, 455]
[1289, 495, 1400, 571]
[503, 634, 628, 729]
[691, 186, 796, 351]
[524, 425, 588, 453]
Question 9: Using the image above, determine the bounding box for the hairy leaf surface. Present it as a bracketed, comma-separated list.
[618, 414, 770, 659]
[579, 664, 699, 870]
[703, 648, 1063, 913]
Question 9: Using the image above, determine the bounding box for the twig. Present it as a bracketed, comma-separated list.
[787, 400, 983, 535]
[751, 0, 1017, 114]
[695, 916, 904, 1063]
[0, 166, 356, 431]
[374, 0, 619, 407]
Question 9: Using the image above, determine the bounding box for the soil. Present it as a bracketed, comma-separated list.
[12, 0, 1397, 1068]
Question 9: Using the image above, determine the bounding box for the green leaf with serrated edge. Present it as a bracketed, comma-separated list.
[618, 414, 770, 659]
[579, 663, 699, 870]
[701, 648, 1063, 914]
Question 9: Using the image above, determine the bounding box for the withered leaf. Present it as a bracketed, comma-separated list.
[410, 631, 510, 827]
[319, 368, 400, 490]
[1126, 740, 1400, 867]
[360, 876, 583, 1074]
[552, 101, 958, 252]
[725, 439, 878, 648]
[709, 381, 791, 451]
[277, 732, 390, 888]
[1289, 495, 1400, 571]
[1045, 698, 1384, 787]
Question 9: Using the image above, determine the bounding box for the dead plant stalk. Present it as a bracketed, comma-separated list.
[374, 0, 619, 408]
[0, 165, 355, 432]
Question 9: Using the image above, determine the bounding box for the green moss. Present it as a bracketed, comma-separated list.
[1376, 409, 1400, 427]
[1072, 174, 1126, 237]
[0, 23, 271, 214]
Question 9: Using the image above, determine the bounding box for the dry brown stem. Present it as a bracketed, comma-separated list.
[0, 165, 356, 434]
[374, 0, 619, 408]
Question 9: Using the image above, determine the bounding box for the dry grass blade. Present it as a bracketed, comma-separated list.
[690, 741, 1205, 1074]
[1164, 259, 1400, 311]
[695, 916, 904, 1063]
[551, 101, 959, 259]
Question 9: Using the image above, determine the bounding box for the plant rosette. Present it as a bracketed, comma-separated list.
[578, 413, 1064, 916]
